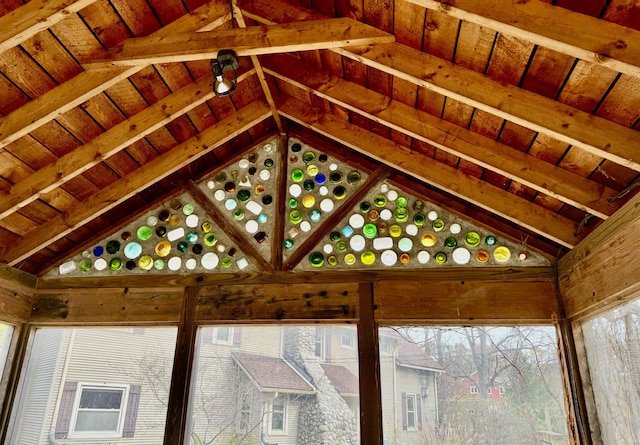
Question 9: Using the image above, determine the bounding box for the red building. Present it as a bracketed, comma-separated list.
[457, 371, 505, 403]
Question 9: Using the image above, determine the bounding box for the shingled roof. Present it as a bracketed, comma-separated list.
[232, 351, 315, 394]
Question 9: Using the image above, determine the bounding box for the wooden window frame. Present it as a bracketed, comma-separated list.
[0, 271, 587, 445]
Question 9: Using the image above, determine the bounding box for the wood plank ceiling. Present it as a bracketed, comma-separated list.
[0, 0, 638, 275]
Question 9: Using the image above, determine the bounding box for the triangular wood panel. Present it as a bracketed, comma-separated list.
[45, 192, 258, 277]
[296, 181, 550, 270]
[282, 137, 370, 261]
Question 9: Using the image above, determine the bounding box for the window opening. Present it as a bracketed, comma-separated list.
[580, 297, 640, 445]
[7, 327, 176, 443]
[379, 325, 570, 445]
[188, 325, 360, 444]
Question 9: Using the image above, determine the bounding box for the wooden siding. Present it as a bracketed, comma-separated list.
[8, 327, 177, 445]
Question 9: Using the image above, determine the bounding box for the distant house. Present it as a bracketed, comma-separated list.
[379, 328, 444, 445]
[457, 370, 506, 402]
[8, 325, 442, 444]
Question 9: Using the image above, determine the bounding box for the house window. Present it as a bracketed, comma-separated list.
[341, 330, 355, 349]
[405, 393, 417, 430]
[487, 387, 493, 395]
[499, 386, 505, 395]
[71, 384, 128, 437]
[269, 398, 287, 434]
[470, 385, 479, 394]
[379, 336, 393, 355]
[203, 327, 234, 345]
[314, 328, 324, 358]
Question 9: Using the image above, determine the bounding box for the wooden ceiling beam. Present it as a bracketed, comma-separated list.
[0, 68, 255, 221]
[0, 67, 139, 149]
[0, 0, 99, 54]
[0, 1, 232, 150]
[262, 53, 620, 220]
[3, 100, 272, 266]
[406, 0, 640, 80]
[243, 0, 640, 171]
[278, 94, 582, 248]
[84, 18, 395, 68]
[233, 4, 285, 134]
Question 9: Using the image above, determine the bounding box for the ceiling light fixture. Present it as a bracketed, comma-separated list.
[211, 49, 239, 97]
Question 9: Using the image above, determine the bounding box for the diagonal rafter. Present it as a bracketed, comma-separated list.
[261, 53, 620, 220]
[0, 0, 99, 54]
[406, 0, 640, 80]
[4, 100, 272, 266]
[184, 180, 274, 272]
[278, 94, 582, 248]
[84, 18, 395, 68]
[0, 67, 255, 221]
[283, 165, 392, 270]
[242, 0, 640, 172]
[0, 1, 232, 149]
[233, 3, 285, 133]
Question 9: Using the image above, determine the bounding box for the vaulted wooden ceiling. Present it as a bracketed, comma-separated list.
[0, 0, 638, 275]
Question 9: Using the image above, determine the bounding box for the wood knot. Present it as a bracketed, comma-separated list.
[614, 40, 627, 50]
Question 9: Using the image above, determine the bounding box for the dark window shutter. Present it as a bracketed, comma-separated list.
[416, 394, 423, 429]
[401, 392, 407, 430]
[123, 385, 142, 438]
[202, 327, 213, 344]
[324, 329, 332, 360]
[55, 381, 77, 439]
[233, 327, 242, 348]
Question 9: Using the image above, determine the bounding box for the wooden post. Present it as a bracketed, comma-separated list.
[163, 287, 198, 445]
[358, 282, 383, 444]
[0, 325, 31, 444]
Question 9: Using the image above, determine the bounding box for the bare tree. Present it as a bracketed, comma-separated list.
[399, 326, 568, 445]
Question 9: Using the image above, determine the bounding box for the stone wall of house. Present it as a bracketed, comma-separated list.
[284, 327, 358, 445]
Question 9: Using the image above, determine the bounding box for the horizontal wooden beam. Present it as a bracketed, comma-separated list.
[4, 100, 272, 265]
[262, 53, 619, 219]
[558, 191, 640, 320]
[28, 274, 559, 325]
[0, 263, 35, 324]
[278, 94, 582, 248]
[244, 0, 640, 171]
[374, 279, 558, 324]
[86, 18, 395, 68]
[195, 282, 360, 322]
[0, 0, 98, 54]
[406, 0, 640, 80]
[30, 287, 184, 324]
[35, 267, 555, 289]
[0, 1, 232, 150]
